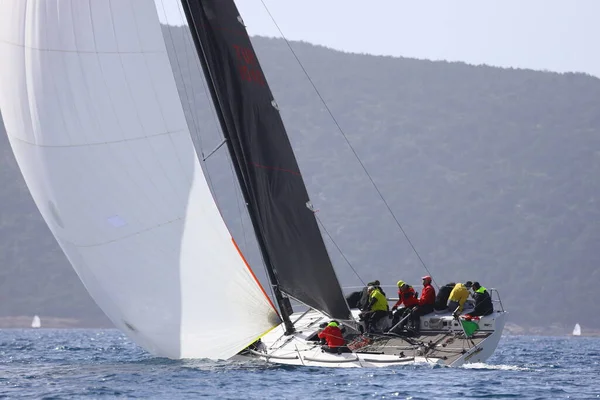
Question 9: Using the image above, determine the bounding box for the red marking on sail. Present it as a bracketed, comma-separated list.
[251, 162, 301, 176]
[233, 45, 265, 85]
[233, 44, 257, 65]
[237, 65, 266, 85]
[232, 238, 279, 313]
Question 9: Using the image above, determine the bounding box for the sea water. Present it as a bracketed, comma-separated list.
[1, 329, 598, 399]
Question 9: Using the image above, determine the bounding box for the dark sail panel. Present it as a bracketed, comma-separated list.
[181, 0, 350, 320]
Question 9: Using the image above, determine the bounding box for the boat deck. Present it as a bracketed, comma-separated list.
[352, 330, 493, 365]
[240, 309, 506, 367]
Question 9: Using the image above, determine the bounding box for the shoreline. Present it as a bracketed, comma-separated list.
[0, 316, 113, 329]
[1, 317, 599, 337]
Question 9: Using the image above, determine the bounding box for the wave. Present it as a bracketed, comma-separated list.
[461, 362, 531, 371]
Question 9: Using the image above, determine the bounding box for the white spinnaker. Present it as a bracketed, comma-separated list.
[0, 0, 278, 359]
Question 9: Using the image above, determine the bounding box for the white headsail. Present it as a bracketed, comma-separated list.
[0, 0, 278, 359]
[572, 323, 581, 336]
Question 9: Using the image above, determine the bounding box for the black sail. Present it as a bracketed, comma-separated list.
[180, 0, 351, 320]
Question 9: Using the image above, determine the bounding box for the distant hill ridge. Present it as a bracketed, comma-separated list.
[1, 30, 599, 329]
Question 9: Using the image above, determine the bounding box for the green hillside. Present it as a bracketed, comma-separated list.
[1, 30, 599, 330]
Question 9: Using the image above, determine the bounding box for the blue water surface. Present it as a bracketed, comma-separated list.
[0, 329, 598, 399]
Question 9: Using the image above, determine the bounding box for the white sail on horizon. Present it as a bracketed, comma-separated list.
[572, 323, 581, 336]
[31, 315, 41, 329]
[0, 0, 278, 359]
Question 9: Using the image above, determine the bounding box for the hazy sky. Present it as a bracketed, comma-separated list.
[157, 0, 600, 78]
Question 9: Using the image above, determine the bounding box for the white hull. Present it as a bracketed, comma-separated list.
[239, 308, 506, 368]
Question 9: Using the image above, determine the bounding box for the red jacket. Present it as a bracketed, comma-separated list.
[393, 286, 419, 308]
[318, 326, 345, 347]
[419, 283, 436, 306]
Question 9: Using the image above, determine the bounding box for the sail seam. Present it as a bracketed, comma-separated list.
[7, 128, 186, 148]
[158, 3, 205, 157]
[53, 217, 183, 249]
[46, 0, 84, 147]
[88, 0, 172, 224]
[0, 38, 165, 54]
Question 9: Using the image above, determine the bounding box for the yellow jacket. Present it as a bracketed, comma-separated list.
[448, 283, 470, 311]
[369, 289, 388, 312]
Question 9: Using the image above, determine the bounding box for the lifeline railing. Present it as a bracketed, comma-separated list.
[488, 288, 505, 312]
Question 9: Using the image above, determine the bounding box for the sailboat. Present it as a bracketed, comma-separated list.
[572, 323, 582, 336]
[31, 315, 41, 329]
[0, 0, 505, 366]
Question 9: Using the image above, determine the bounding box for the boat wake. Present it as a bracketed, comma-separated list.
[461, 362, 530, 371]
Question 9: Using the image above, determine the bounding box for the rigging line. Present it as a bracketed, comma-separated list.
[314, 214, 364, 286]
[202, 138, 227, 161]
[258, 1, 437, 287]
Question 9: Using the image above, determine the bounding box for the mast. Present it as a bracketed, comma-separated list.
[178, 0, 352, 323]
[180, 0, 295, 334]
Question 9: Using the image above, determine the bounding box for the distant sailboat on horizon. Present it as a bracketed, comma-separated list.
[572, 323, 582, 336]
[31, 315, 41, 329]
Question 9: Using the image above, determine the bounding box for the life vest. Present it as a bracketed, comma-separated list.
[472, 286, 494, 316]
[318, 325, 345, 347]
[369, 289, 388, 312]
[394, 285, 418, 308]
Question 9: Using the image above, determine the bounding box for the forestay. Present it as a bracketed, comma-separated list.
[0, 0, 278, 359]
